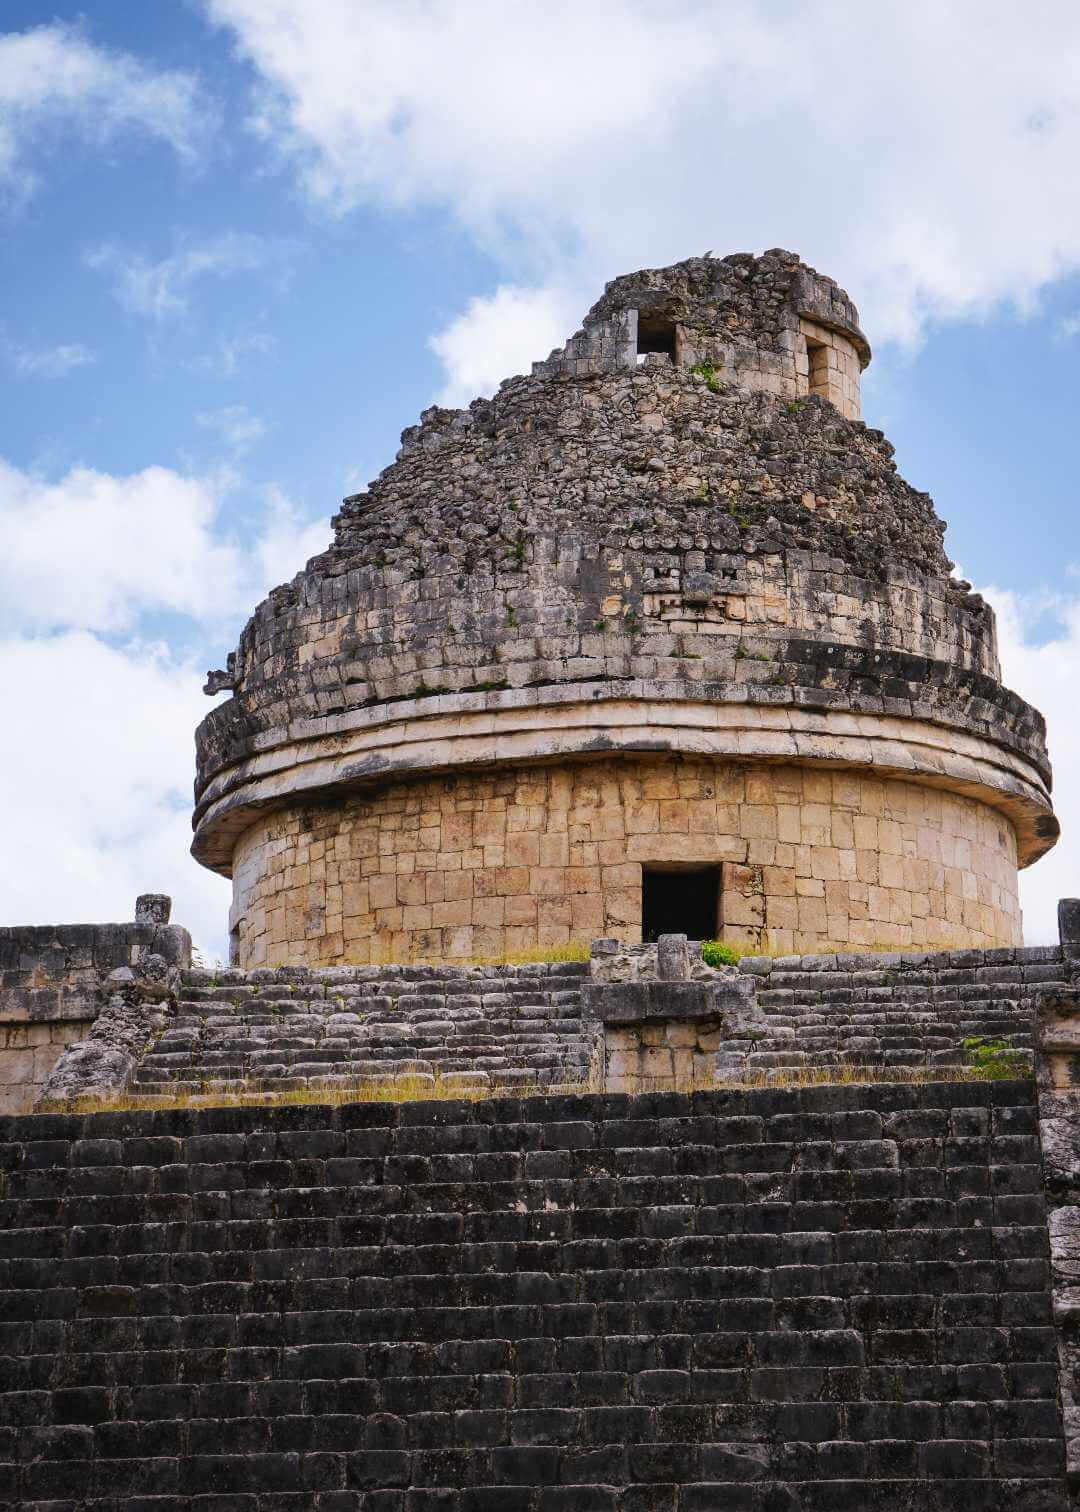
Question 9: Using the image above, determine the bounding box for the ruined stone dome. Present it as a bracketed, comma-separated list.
[194, 250, 1057, 966]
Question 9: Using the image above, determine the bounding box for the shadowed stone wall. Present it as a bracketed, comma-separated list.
[0, 1078, 1068, 1508]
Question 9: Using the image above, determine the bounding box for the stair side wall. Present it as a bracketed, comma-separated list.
[0, 921, 191, 1114]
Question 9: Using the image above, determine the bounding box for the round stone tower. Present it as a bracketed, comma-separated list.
[193, 249, 1058, 967]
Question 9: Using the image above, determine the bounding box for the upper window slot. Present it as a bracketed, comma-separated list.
[806, 337, 830, 397]
[636, 316, 678, 363]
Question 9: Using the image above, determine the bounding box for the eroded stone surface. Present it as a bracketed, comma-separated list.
[0, 906, 191, 1113]
[36, 953, 182, 1108]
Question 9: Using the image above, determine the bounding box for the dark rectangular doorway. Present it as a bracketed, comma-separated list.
[642, 865, 721, 942]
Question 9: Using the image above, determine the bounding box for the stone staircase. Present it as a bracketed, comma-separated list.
[132, 961, 596, 1098]
[0, 1079, 1066, 1508]
[726, 947, 1062, 1076]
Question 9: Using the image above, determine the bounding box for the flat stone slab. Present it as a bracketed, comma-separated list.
[583, 977, 755, 1024]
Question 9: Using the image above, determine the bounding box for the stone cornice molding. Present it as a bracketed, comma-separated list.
[192, 683, 1056, 875]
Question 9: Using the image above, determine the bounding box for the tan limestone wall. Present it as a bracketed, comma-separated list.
[798, 318, 862, 419]
[228, 756, 1022, 967]
[0, 1021, 88, 1115]
[704, 316, 862, 419]
[604, 1018, 725, 1096]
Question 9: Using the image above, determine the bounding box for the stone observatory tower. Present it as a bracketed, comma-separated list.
[193, 249, 1058, 967]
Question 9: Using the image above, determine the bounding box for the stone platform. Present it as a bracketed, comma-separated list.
[115, 943, 1060, 1106]
[0, 1078, 1067, 1509]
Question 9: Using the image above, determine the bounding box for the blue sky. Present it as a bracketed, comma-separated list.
[3, 1, 1080, 958]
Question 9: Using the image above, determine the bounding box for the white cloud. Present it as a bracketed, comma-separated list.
[0, 456, 326, 635]
[0, 459, 244, 634]
[0, 22, 209, 202]
[196, 403, 267, 453]
[206, 0, 1080, 394]
[990, 584, 1080, 945]
[249, 485, 329, 587]
[0, 632, 230, 960]
[429, 283, 580, 405]
[86, 233, 296, 321]
[0, 454, 329, 959]
[4, 337, 95, 378]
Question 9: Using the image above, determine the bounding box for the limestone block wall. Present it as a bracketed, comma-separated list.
[0, 911, 191, 1114]
[0, 1020, 86, 1116]
[603, 1017, 726, 1093]
[229, 755, 1022, 968]
[799, 317, 862, 418]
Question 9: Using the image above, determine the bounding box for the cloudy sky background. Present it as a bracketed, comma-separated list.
[3, 0, 1080, 960]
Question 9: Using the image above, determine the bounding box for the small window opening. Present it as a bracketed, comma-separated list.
[642, 865, 721, 942]
[806, 338, 830, 398]
[229, 924, 241, 967]
[637, 316, 678, 364]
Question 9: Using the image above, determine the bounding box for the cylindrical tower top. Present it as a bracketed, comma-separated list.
[192, 249, 1055, 966]
[533, 249, 870, 419]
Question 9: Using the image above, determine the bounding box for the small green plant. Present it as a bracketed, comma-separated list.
[512, 533, 526, 567]
[691, 360, 723, 394]
[594, 618, 607, 632]
[624, 610, 640, 633]
[734, 642, 748, 660]
[786, 399, 807, 416]
[505, 604, 517, 627]
[702, 939, 740, 968]
[963, 1036, 1028, 1080]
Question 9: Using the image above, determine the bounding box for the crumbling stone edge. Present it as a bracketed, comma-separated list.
[34, 895, 190, 1109]
[1038, 899, 1080, 1485]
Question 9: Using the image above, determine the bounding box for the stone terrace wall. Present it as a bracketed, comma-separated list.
[0, 1080, 1066, 1509]
[63, 935, 1069, 1108]
[37, 904, 1080, 1110]
[0, 903, 191, 1114]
